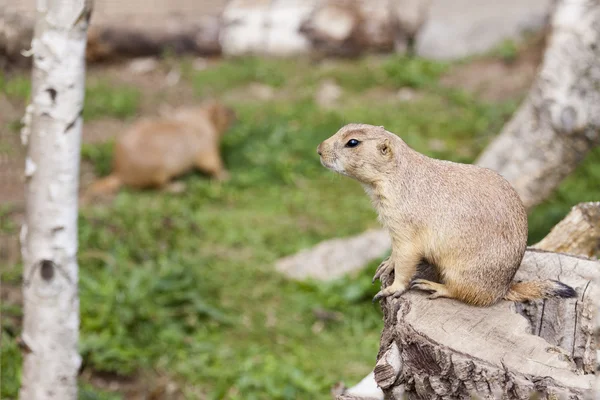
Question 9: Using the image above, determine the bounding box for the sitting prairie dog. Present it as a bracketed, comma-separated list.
[317, 123, 577, 306]
[84, 101, 235, 201]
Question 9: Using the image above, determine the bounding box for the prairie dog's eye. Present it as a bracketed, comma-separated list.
[345, 139, 360, 148]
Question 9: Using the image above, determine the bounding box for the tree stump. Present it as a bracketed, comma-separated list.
[369, 249, 598, 399]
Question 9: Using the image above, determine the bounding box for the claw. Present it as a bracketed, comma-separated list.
[410, 279, 432, 292]
[372, 271, 382, 284]
[372, 258, 392, 283]
[372, 291, 385, 303]
[372, 283, 408, 303]
[410, 279, 450, 301]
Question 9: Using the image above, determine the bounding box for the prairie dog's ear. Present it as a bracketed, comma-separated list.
[377, 138, 392, 156]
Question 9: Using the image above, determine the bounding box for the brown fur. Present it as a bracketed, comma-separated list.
[83, 101, 235, 202]
[317, 123, 577, 306]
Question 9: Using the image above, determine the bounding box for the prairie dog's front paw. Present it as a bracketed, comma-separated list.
[372, 280, 408, 303]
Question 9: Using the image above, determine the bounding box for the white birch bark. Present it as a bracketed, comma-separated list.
[18, 0, 93, 399]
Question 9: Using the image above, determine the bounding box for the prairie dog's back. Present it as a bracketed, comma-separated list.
[114, 119, 203, 185]
[406, 157, 528, 273]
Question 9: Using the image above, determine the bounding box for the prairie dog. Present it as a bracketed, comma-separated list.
[84, 101, 235, 201]
[317, 123, 577, 306]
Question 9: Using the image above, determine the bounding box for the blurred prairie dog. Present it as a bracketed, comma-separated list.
[317, 123, 577, 306]
[84, 101, 235, 201]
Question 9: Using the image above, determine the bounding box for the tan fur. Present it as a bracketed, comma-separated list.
[317, 123, 577, 306]
[83, 101, 235, 202]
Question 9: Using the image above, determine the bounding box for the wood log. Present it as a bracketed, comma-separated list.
[532, 202, 600, 258]
[219, 0, 317, 57]
[372, 249, 598, 399]
[85, 16, 222, 63]
[1, 11, 221, 66]
[298, 0, 430, 58]
[2, 0, 434, 65]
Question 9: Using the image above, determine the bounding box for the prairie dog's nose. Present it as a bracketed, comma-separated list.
[317, 143, 323, 156]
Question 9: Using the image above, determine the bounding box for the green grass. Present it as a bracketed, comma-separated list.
[83, 81, 140, 120]
[1, 54, 598, 400]
[528, 146, 600, 243]
[0, 72, 139, 122]
[0, 73, 30, 99]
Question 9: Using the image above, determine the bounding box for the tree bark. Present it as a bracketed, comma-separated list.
[475, 0, 600, 210]
[18, 0, 93, 399]
[371, 249, 598, 399]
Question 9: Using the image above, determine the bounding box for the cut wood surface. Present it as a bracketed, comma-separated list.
[372, 249, 598, 399]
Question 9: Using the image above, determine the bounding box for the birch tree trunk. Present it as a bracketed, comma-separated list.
[19, 0, 93, 399]
[475, 0, 600, 209]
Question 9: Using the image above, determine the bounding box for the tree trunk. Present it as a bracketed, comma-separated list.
[369, 249, 598, 400]
[18, 0, 93, 399]
[475, 0, 600, 210]
[532, 201, 600, 258]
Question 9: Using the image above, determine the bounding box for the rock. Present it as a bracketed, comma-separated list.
[127, 57, 159, 74]
[416, 0, 552, 60]
[248, 83, 275, 100]
[396, 87, 418, 101]
[315, 79, 343, 109]
[275, 228, 390, 281]
[192, 57, 208, 71]
[165, 68, 181, 86]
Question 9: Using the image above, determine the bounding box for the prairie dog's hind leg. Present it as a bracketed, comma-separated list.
[410, 279, 452, 300]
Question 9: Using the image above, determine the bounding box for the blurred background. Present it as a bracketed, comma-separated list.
[1, 0, 599, 399]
